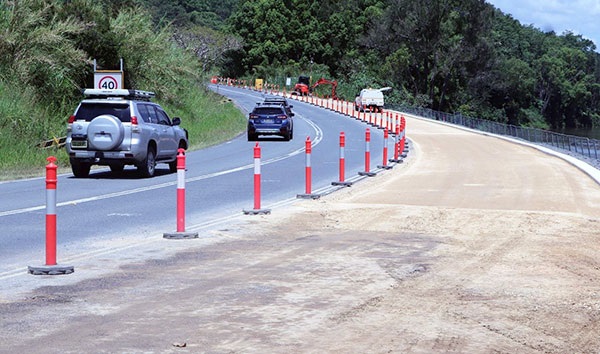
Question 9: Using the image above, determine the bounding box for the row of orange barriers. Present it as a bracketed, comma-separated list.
[211, 76, 407, 149]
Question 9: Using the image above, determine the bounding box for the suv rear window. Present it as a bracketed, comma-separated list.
[253, 107, 285, 115]
[75, 103, 131, 122]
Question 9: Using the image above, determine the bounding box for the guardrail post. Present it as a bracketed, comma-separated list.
[164, 149, 199, 239]
[28, 157, 74, 275]
[244, 143, 271, 215]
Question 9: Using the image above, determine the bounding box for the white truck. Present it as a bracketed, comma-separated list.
[354, 87, 391, 112]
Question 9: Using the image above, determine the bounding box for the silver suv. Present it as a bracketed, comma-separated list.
[66, 89, 189, 178]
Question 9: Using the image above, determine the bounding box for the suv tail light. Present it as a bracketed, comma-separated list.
[278, 115, 287, 120]
[249, 114, 258, 119]
[68, 115, 75, 124]
[131, 115, 140, 133]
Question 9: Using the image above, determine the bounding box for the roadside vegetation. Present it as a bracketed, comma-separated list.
[222, 0, 600, 131]
[0, 0, 245, 179]
[2, 0, 600, 179]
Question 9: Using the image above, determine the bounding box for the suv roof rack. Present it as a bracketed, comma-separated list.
[263, 96, 287, 102]
[82, 89, 156, 101]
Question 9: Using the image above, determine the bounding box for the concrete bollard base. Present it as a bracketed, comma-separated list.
[332, 181, 353, 187]
[163, 232, 199, 240]
[28, 264, 74, 276]
[297, 193, 321, 200]
[243, 209, 271, 215]
[358, 171, 377, 177]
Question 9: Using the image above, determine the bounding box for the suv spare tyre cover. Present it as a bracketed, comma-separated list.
[87, 114, 125, 150]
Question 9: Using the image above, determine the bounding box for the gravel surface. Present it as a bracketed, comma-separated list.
[1, 113, 600, 353]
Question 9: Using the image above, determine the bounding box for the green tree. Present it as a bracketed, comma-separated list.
[0, 0, 89, 100]
[537, 40, 595, 128]
[226, 0, 385, 78]
[367, 0, 494, 111]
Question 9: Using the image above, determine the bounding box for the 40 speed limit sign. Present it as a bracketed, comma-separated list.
[94, 71, 123, 90]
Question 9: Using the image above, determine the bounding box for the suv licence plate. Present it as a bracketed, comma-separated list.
[71, 140, 88, 149]
[261, 119, 274, 124]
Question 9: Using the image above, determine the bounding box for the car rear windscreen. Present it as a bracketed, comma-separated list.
[253, 107, 284, 115]
[76, 103, 131, 122]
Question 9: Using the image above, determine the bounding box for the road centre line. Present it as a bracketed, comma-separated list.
[0, 118, 323, 218]
[0, 109, 381, 282]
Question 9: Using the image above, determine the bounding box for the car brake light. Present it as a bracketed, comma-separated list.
[278, 115, 287, 119]
[131, 116, 138, 125]
[249, 114, 258, 119]
[68, 115, 75, 123]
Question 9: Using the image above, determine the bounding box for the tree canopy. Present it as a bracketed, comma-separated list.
[224, 0, 600, 129]
[1, 0, 600, 131]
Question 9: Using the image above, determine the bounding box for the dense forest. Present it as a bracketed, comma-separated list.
[139, 0, 600, 130]
[219, 0, 600, 130]
[1, 0, 599, 140]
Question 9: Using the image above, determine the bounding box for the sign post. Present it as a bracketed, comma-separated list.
[93, 58, 124, 90]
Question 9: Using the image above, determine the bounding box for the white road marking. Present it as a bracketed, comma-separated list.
[0, 116, 323, 218]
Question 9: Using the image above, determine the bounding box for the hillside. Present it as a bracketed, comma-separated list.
[1, 0, 600, 175]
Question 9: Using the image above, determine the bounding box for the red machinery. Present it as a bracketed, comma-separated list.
[311, 78, 338, 100]
[292, 76, 338, 99]
[293, 75, 311, 96]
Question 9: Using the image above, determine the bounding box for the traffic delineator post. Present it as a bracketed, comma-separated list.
[332, 132, 353, 187]
[400, 116, 408, 157]
[28, 156, 74, 276]
[243, 143, 271, 215]
[164, 149, 199, 239]
[358, 128, 377, 177]
[297, 136, 320, 199]
[389, 123, 403, 163]
[378, 128, 393, 170]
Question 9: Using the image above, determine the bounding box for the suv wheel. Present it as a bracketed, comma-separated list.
[71, 160, 91, 178]
[169, 159, 177, 173]
[137, 147, 156, 178]
[110, 164, 124, 174]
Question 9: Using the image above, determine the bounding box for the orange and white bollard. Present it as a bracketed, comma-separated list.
[400, 117, 408, 157]
[297, 137, 320, 199]
[332, 132, 353, 187]
[390, 123, 403, 163]
[378, 128, 393, 170]
[358, 128, 377, 177]
[164, 149, 198, 239]
[28, 157, 74, 275]
[244, 143, 271, 214]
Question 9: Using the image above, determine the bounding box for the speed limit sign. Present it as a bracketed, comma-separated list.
[94, 71, 123, 90]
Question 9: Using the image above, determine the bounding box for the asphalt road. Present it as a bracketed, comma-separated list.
[2, 90, 600, 352]
[0, 86, 392, 293]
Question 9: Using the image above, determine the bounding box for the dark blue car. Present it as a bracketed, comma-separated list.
[247, 103, 294, 141]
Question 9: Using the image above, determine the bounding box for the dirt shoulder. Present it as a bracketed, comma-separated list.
[2, 116, 600, 353]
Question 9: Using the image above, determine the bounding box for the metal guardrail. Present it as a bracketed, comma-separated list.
[391, 105, 600, 161]
[37, 136, 66, 149]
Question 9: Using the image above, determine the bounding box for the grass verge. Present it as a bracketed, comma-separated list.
[0, 83, 247, 181]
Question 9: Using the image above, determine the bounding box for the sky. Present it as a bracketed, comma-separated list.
[486, 0, 600, 48]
